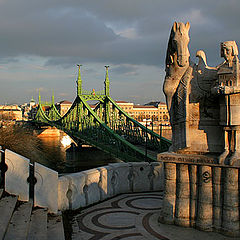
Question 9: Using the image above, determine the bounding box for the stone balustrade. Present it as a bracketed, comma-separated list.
[58, 161, 164, 211]
[3, 149, 58, 213]
[0, 147, 164, 214]
[160, 161, 240, 237]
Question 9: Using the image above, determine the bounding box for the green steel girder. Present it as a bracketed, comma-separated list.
[33, 95, 155, 162]
[81, 95, 105, 102]
[106, 96, 171, 152]
[33, 66, 171, 162]
[47, 103, 62, 121]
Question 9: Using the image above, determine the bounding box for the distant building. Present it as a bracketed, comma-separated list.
[0, 105, 22, 121]
[20, 98, 38, 120]
[29, 97, 36, 110]
[115, 100, 170, 126]
[56, 100, 72, 116]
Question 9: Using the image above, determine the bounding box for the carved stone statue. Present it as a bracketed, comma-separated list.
[212, 41, 240, 165]
[163, 22, 223, 154]
[160, 23, 240, 238]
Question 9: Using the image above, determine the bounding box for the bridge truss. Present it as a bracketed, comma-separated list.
[33, 66, 171, 162]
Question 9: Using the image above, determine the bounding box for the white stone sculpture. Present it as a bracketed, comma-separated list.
[163, 22, 223, 154]
[212, 41, 240, 165]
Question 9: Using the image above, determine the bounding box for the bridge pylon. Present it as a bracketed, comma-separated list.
[33, 66, 171, 162]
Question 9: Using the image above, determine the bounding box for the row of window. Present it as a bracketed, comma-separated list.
[126, 111, 168, 115]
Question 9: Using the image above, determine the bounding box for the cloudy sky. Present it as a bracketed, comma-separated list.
[0, 0, 239, 105]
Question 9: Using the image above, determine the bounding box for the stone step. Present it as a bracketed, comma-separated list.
[0, 195, 18, 239]
[4, 200, 33, 240]
[27, 208, 48, 240]
[0, 192, 65, 239]
[47, 214, 65, 240]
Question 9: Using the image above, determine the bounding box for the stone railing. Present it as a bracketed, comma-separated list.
[0, 149, 58, 213]
[0, 148, 164, 213]
[160, 161, 240, 238]
[58, 162, 163, 211]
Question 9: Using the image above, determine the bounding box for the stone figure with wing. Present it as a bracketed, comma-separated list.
[163, 22, 223, 154]
[211, 41, 240, 165]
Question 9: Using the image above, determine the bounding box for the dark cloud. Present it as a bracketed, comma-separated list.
[0, 0, 240, 103]
[0, 0, 239, 68]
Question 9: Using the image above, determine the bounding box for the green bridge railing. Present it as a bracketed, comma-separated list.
[33, 65, 171, 162]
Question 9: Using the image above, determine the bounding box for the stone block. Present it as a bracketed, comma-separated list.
[108, 163, 130, 195]
[164, 179, 176, 196]
[97, 166, 114, 201]
[189, 165, 197, 184]
[58, 175, 70, 211]
[213, 207, 222, 231]
[176, 164, 189, 183]
[5, 149, 29, 201]
[67, 172, 86, 210]
[176, 182, 190, 198]
[224, 168, 238, 188]
[150, 162, 164, 191]
[129, 162, 151, 192]
[161, 197, 175, 224]
[175, 198, 190, 220]
[82, 169, 100, 205]
[34, 162, 58, 213]
[222, 206, 239, 230]
[196, 202, 213, 231]
[164, 162, 176, 180]
[223, 190, 239, 207]
[189, 165, 197, 227]
[58, 172, 86, 211]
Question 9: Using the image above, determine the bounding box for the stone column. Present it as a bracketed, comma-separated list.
[189, 165, 197, 227]
[196, 165, 213, 231]
[212, 167, 222, 232]
[222, 168, 239, 237]
[161, 162, 176, 224]
[175, 164, 190, 227]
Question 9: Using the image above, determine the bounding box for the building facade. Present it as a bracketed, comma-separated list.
[0, 105, 22, 121]
[56, 100, 72, 116]
[115, 101, 170, 126]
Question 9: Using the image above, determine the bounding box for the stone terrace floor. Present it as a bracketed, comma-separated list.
[66, 192, 235, 240]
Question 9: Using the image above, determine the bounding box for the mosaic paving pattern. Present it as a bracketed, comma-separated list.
[71, 192, 234, 240]
[71, 192, 168, 240]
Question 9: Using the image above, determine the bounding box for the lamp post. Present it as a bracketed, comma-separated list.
[145, 118, 151, 162]
[159, 123, 163, 152]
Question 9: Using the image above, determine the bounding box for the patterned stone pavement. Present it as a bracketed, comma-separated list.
[71, 192, 234, 240]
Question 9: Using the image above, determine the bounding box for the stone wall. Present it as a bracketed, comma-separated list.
[1, 147, 165, 214]
[58, 162, 164, 211]
[2, 149, 58, 213]
[161, 161, 240, 237]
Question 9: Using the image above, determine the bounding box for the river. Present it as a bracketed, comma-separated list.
[36, 133, 120, 173]
[36, 128, 172, 174]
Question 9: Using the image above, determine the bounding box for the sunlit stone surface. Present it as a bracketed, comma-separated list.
[129, 162, 151, 192]
[35, 162, 58, 213]
[82, 168, 101, 205]
[5, 149, 29, 201]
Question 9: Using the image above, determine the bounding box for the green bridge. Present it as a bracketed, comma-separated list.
[33, 65, 171, 162]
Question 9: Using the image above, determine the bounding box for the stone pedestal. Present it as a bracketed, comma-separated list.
[158, 152, 240, 237]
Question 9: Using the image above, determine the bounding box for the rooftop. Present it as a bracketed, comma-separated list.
[59, 100, 72, 105]
[133, 105, 157, 109]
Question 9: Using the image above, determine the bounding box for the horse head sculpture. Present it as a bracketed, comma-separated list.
[163, 22, 222, 153]
[166, 22, 190, 69]
[164, 22, 191, 114]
